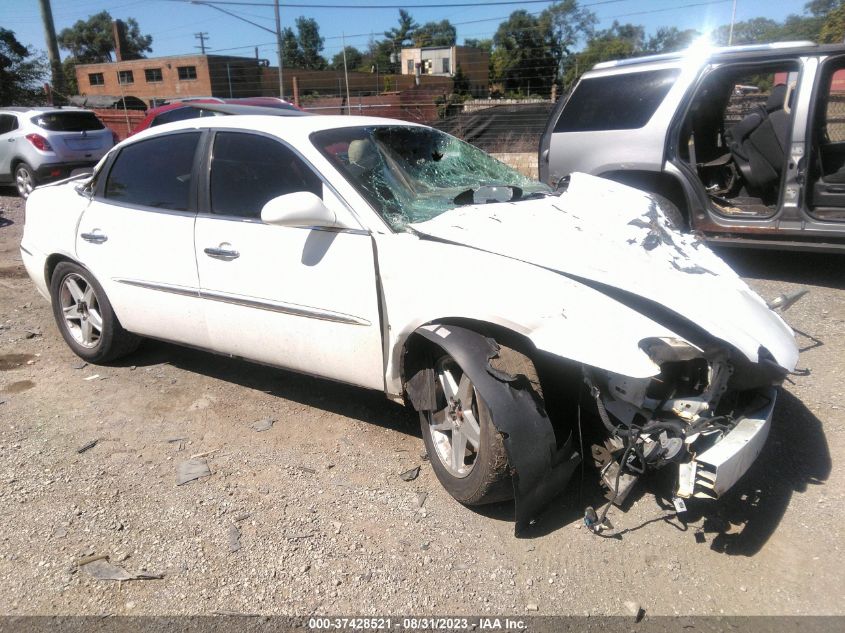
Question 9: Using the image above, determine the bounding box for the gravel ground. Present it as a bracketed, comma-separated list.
[0, 190, 843, 617]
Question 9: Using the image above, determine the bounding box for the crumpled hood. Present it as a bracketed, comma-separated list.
[409, 173, 798, 372]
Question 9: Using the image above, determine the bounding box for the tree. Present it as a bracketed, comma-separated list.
[382, 9, 418, 72]
[295, 17, 327, 70]
[564, 22, 644, 87]
[330, 46, 363, 71]
[0, 28, 47, 105]
[463, 38, 492, 53]
[281, 18, 327, 70]
[820, 3, 845, 41]
[57, 11, 151, 63]
[645, 27, 699, 54]
[413, 20, 456, 47]
[384, 9, 418, 49]
[539, 1, 596, 77]
[491, 10, 557, 96]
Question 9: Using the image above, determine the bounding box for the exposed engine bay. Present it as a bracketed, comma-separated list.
[582, 336, 786, 523]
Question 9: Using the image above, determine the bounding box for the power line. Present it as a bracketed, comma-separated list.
[160, 0, 569, 8]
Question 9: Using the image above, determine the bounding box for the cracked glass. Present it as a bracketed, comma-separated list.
[312, 126, 550, 230]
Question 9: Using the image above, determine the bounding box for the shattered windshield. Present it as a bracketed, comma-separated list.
[311, 126, 550, 230]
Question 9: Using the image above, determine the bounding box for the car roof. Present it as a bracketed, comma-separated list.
[0, 106, 95, 115]
[148, 97, 299, 116]
[591, 41, 843, 73]
[126, 113, 424, 145]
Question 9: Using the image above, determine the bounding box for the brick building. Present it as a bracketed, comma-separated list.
[75, 54, 266, 107]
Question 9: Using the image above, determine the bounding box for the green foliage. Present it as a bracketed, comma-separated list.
[330, 46, 363, 71]
[563, 21, 644, 87]
[539, 0, 596, 75]
[413, 20, 456, 48]
[463, 38, 492, 53]
[452, 64, 470, 96]
[711, 17, 784, 45]
[384, 9, 418, 49]
[62, 56, 79, 94]
[295, 17, 327, 70]
[0, 28, 47, 106]
[282, 17, 328, 70]
[644, 27, 699, 54]
[820, 4, 845, 41]
[492, 10, 557, 96]
[57, 11, 151, 63]
[281, 27, 301, 68]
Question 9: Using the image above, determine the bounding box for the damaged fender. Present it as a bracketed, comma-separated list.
[409, 324, 581, 534]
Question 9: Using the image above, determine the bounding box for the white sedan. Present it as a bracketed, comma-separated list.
[20, 114, 799, 532]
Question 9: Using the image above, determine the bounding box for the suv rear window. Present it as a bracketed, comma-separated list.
[554, 68, 680, 132]
[31, 111, 105, 132]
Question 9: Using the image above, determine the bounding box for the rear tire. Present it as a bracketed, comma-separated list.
[50, 261, 140, 363]
[15, 163, 36, 199]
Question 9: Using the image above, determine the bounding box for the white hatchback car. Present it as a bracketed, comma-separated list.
[20, 115, 799, 532]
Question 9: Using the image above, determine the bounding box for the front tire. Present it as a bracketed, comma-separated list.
[420, 354, 513, 505]
[50, 262, 140, 363]
[15, 163, 36, 199]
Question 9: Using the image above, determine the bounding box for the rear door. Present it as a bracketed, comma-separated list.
[75, 130, 209, 348]
[540, 65, 683, 185]
[193, 130, 384, 389]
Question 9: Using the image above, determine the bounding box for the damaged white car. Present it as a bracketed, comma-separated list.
[19, 115, 799, 532]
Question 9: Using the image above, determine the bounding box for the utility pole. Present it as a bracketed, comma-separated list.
[38, 0, 65, 100]
[274, 0, 284, 99]
[195, 32, 209, 54]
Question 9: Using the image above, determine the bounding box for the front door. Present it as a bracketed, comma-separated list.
[75, 131, 209, 348]
[193, 130, 384, 390]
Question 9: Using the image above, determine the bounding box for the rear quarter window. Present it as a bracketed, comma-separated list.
[31, 111, 105, 132]
[554, 68, 680, 132]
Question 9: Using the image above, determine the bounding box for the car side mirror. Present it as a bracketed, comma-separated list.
[260, 192, 353, 229]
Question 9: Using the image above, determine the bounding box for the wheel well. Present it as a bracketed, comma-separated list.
[44, 254, 75, 291]
[600, 169, 689, 224]
[401, 318, 539, 389]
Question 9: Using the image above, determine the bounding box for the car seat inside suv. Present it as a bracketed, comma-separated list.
[725, 83, 791, 203]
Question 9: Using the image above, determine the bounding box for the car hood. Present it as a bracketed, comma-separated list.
[409, 173, 798, 372]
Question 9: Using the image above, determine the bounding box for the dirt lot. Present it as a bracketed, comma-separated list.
[0, 190, 843, 618]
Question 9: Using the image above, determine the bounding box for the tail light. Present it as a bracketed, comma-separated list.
[110, 129, 120, 145]
[25, 133, 53, 152]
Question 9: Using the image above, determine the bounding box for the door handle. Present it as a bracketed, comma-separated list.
[204, 246, 240, 260]
[80, 232, 108, 244]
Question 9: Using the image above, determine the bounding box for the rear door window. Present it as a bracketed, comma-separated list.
[0, 114, 18, 135]
[554, 68, 680, 132]
[104, 132, 201, 211]
[31, 111, 104, 131]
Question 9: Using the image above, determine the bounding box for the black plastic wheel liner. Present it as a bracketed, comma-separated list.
[410, 324, 581, 535]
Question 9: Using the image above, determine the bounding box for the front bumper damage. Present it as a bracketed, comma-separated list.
[681, 388, 775, 499]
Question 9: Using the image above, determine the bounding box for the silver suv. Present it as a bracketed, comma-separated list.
[540, 42, 845, 252]
[0, 107, 115, 198]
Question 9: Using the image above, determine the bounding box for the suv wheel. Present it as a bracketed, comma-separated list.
[14, 163, 36, 199]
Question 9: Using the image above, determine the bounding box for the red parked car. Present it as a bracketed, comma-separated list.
[131, 97, 303, 135]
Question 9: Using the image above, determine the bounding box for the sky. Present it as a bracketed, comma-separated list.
[2, 0, 807, 63]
